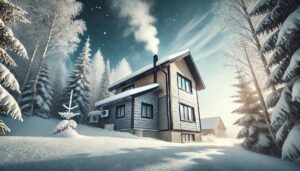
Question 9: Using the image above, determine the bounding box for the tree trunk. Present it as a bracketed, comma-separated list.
[240, 0, 277, 93]
[21, 39, 39, 91]
[30, 14, 57, 116]
[243, 46, 276, 140]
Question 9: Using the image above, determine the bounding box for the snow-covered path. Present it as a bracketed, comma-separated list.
[0, 116, 299, 171]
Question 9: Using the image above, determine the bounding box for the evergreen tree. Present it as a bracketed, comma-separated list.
[251, 0, 300, 160]
[20, 63, 52, 118]
[0, 0, 28, 134]
[90, 48, 104, 108]
[110, 58, 132, 83]
[99, 59, 111, 100]
[61, 38, 91, 124]
[232, 68, 273, 154]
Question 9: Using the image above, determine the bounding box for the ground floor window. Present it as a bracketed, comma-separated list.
[179, 103, 195, 122]
[141, 103, 153, 119]
[116, 105, 125, 118]
[181, 133, 195, 143]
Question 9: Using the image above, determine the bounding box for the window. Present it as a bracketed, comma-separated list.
[141, 103, 153, 119]
[179, 103, 195, 122]
[116, 105, 125, 118]
[122, 84, 134, 92]
[181, 133, 195, 143]
[177, 74, 192, 93]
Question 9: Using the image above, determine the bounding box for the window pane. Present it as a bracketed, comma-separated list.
[180, 104, 184, 120]
[188, 107, 192, 121]
[185, 80, 189, 92]
[178, 76, 181, 89]
[122, 106, 125, 117]
[147, 106, 151, 118]
[184, 106, 188, 121]
[142, 105, 146, 117]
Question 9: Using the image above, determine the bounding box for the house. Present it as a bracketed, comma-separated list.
[89, 49, 205, 143]
[201, 117, 226, 137]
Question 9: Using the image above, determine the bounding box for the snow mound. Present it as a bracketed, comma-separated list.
[0, 116, 137, 139]
[202, 134, 216, 143]
[54, 127, 80, 138]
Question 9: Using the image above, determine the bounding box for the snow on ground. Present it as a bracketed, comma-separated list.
[0, 116, 300, 171]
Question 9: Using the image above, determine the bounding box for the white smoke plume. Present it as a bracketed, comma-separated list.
[111, 0, 160, 54]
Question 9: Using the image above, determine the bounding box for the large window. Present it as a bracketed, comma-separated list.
[141, 103, 153, 119]
[179, 103, 195, 122]
[116, 105, 125, 118]
[181, 133, 195, 143]
[122, 84, 134, 92]
[177, 74, 192, 93]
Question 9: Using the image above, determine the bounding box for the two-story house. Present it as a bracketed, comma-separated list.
[90, 49, 205, 143]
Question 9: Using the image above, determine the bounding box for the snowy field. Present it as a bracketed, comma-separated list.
[0, 116, 299, 171]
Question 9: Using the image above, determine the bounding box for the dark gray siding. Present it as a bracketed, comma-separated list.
[98, 98, 132, 130]
[133, 92, 159, 130]
[158, 96, 168, 130]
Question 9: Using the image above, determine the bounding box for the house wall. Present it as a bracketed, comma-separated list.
[98, 98, 132, 130]
[169, 58, 201, 132]
[113, 68, 169, 131]
[133, 92, 159, 130]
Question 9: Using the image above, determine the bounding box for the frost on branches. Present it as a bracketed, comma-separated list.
[55, 90, 79, 134]
[0, 0, 28, 134]
[232, 69, 273, 154]
[251, 0, 300, 160]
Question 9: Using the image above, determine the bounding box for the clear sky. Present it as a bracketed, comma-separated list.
[74, 0, 240, 136]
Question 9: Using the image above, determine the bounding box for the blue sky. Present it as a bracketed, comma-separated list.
[74, 0, 239, 134]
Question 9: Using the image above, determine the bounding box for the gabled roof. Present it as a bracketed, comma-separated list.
[95, 83, 159, 107]
[108, 49, 205, 91]
[201, 116, 226, 130]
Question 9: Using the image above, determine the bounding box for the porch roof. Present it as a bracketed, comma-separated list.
[95, 83, 159, 107]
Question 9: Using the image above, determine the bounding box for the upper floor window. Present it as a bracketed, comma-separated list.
[141, 103, 153, 119]
[179, 103, 195, 122]
[122, 84, 134, 92]
[116, 105, 125, 118]
[177, 74, 192, 93]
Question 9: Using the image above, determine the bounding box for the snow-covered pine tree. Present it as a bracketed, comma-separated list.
[90, 48, 104, 109]
[251, 0, 300, 160]
[232, 68, 273, 154]
[99, 59, 111, 100]
[0, 0, 28, 134]
[110, 58, 132, 83]
[20, 63, 52, 118]
[61, 37, 91, 124]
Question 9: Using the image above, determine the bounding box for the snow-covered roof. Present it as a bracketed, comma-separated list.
[95, 83, 159, 107]
[108, 49, 205, 91]
[201, 117, 224, 130]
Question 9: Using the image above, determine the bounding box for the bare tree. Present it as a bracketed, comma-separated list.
[215, 0, 277, 95]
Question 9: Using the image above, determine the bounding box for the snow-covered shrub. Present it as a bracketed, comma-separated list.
[54, 119, 77, 134]
[55, 90, 79, 134]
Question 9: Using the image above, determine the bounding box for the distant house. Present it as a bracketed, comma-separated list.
[89, 49, 205, 143]
[201, 117, 226, 137]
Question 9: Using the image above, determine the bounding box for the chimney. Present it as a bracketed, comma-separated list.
[153, 55, 158, 83]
